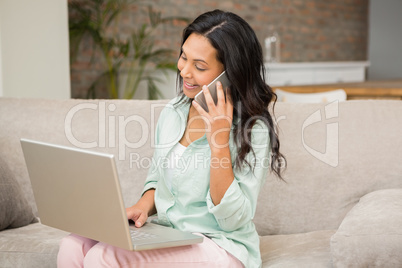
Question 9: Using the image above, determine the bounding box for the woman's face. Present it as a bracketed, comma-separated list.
[177, 33, 224, 99]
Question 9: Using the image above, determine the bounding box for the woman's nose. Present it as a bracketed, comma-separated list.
[179, 64, 191, 79]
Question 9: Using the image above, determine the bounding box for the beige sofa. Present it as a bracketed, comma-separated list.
[0, 97, 401, 268]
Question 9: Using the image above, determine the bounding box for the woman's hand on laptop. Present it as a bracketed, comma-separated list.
[126, 206, 148, 228]
[126, 189, 156, 228]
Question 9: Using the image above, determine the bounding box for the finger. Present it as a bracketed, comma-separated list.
[225, 87, 232, 104]
[126, 207, 135, 220]
[225, 87, 234, 116]
[202, 85, 216, 113]
[135, 213, 147, 228]
[216, 81, 225, 105]
[133, 212, 148, 228]
[192, 100, 213, 133]
[192, 99, 210, 118]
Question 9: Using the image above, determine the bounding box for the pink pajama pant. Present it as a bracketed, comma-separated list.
[57, 233, 244, 268]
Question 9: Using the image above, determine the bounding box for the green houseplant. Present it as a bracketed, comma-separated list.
[68, 0, 188, 99]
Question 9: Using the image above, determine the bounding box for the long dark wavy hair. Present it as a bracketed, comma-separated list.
[176, 9, 286, 179]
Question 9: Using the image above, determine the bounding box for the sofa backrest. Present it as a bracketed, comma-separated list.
[1, 98, 401, 236]
[254, 100, 402, 235]
[0, 98, 168, 217]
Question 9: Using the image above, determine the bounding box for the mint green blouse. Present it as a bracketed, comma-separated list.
[142, 97, 270, 268]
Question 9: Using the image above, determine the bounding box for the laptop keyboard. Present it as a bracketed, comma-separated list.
[130, 229, 158, 240]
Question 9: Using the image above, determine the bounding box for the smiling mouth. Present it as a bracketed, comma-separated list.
[184, 81, 199, 90]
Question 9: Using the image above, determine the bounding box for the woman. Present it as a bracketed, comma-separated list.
[58, 9, 284, 268]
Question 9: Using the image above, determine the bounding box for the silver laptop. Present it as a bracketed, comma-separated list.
[20, 139, 203, 251]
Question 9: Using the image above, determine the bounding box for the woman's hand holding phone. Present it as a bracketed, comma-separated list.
[192, 81, 233, 152]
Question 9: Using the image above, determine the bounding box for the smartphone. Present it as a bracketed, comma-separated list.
[194, 71, 231, 113]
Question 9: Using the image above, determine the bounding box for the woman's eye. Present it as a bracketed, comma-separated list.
[196, 66, 206, 71]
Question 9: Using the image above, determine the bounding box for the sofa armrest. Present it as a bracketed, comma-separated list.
[330, 189, 402, 267]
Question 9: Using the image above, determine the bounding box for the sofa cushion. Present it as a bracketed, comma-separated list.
[0, 156, 37, 230]
[260, 229, 335, 267]
[0, 222, 68, 268]
[330, 189, 402, 267]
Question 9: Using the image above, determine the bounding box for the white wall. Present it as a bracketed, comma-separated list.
[0, 0, 70, 99]
[368, 0, 402, 80]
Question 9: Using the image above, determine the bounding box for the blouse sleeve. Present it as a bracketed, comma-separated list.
[206, 120, 271, 232]
[141, 149, 159, 195]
